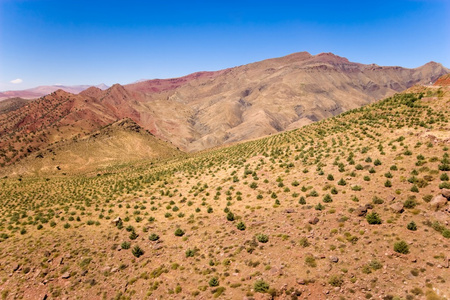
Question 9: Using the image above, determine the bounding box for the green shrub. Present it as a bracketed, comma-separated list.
[256, 234, 269, 243]
[149, 233, 160, 241]
[236, 222, 246, 231]
[404, 197, 417, 209]
[328, 274, 343, 287]
[407, 221, 417, 231]
[299, 197, 306, 205]
[394, 240, 409, 254]
[299, 237, 310, 247]
[129, 231, 138, 240]
[121, 241, 131, 249]
[254, 280, 270, 293]
[323, 194, 333, 203]
[174, 228, 185, 236]
[185, 248, 196, 257]
[209, 277, 219, 287]
[366, 212, 382, 225]
[226, 211, 235, 221]
[132, 245, 144, 258]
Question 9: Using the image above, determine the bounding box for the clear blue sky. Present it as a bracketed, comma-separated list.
[1, 0, 449, 91]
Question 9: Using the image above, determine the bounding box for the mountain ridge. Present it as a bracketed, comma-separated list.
[0, 51, 448, 168]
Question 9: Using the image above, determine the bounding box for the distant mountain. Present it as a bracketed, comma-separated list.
[0, 83, 109, 101]
[0, 51, 448, 168]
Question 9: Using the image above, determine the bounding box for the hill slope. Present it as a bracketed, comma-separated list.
[5, 118, 183, 176]
[0, 85, 449, 299]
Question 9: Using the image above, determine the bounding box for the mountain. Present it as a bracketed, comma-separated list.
[0, 52, 448, 168]
[0, 83, 109, 101]
[6, 118, 182, 176]
[0, 84, 449, 299]
[124, 52, 448, 151]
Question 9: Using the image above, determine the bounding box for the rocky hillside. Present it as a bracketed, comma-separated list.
[0, 85, 449, 299]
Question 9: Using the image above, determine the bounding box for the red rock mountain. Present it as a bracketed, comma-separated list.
[0, 52, 448, 167]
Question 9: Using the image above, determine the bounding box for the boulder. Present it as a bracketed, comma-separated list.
[355, 206, 367, 216]
[390, 202, 404, 214]
[112, 217, 122, 226]
[442, 188, 450, 200]
[330, 256, 339, 263]
[387, 195, 396, 202]
[430, 195, 448, 211]
[308, 217, 319, 225]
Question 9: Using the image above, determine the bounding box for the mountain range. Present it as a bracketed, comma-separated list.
[0, 83, 109, 101]
[0, 51, 448, 171]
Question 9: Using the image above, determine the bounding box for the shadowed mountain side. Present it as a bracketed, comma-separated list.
[0, 98, 30, 114]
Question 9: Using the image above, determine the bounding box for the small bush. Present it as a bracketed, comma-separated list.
[226, 211, 235, 221]
[254, 280, 270, 293]
[148, 233, 160, 241]
[394, 240, 409, 254]
[407, 221, 417, 231]
[256, 234, 269, 243]
[209, 277, 219, 287]
[236, 222, 246, 231]
[366, 212, 382, 225]
[323, 194, 333, 203]
[174, 228, 185, 236]
[121, 241, 131, 249]
[132, 245, 144, 258]
[328, 274, 343, 287]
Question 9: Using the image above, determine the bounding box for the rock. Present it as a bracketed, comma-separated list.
[102, 267, 111, 273]
[81, 270, 88, 276]
[284, 208, 295, 213]
[330, 256, 339, 263]
[269, 267, 277, 274]
[442, 189, 450, 200]
[153, 244, 163, 250]
[390, 202, 404, 213]
[355, 206, 367, 216]
[308, 217, 319, 225]
[112, 217, 122, 225]
[111, 267, 119, 273]
[430, 195, 448, 211]
[61, 272, 70, 279]
[297, 278, 306, 285]
[12, 264, 20, 272]
[387, 195, 396, 202]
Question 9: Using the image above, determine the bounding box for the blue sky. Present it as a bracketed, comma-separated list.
[1, 0, 449, 91]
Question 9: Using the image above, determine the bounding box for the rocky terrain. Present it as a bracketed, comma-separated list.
[0, 83, 449, 299]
